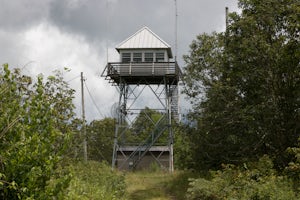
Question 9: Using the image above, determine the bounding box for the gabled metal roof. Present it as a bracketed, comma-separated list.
[116, 26, 173, 58]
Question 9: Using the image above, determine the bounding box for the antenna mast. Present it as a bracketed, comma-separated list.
[174, 0, 178, 62]
[106, 0, 109, 63]
[225, 7, 229, 30]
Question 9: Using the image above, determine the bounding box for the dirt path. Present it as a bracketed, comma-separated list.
[125, 172, 177, 200]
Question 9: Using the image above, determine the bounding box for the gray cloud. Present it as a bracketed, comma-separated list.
[47, 0, 238, 60]
[0, 0, 51, 31]
[1, 0, 239, 60]
[0, 0, 239, 120]
[46, 0, 174, 46]
[48, 0, 108, 41]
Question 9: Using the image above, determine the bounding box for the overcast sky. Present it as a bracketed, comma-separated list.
[0, 0, 239, 121]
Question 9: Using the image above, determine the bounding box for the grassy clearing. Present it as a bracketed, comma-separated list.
[125, 171, 175, 200]
[125, 170, 196, 200]
[63, 161, 196, 200]
[65, 161, 299, 199]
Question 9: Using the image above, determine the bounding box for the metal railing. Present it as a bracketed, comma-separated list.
[104, 62, 181, 77]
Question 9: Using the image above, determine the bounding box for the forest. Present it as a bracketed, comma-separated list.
[1, 0, 299, 199]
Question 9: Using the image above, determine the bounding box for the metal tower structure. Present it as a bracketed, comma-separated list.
[102, 27, 181, 171]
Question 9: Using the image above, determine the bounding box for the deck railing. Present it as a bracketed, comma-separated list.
[104, 62, 181, 77]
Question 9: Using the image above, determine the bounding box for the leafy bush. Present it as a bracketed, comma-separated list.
[0, 64, 74, 199]
[166, 171, 201, 200]
[186, 156, 298, 200]
[65, 161, 126, 200]
[285, 137, 300, 193]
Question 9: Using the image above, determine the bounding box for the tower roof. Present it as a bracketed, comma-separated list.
[116, 26, 173, 58]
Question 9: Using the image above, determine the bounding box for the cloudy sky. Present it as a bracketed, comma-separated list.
[0, 0, 239, 121]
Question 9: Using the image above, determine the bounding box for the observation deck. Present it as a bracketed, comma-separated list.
[103, 61, 181, 85]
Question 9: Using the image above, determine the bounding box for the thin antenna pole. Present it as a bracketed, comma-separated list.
[106, 0, 109, 63]
[225, 7, 229, 30]
[81, 72, 88, 162]
[174, 0, 178, 62]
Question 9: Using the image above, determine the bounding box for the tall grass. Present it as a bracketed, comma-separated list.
[65, 161, 126, 200]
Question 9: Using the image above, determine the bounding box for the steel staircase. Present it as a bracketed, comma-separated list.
[170, 85, 179, 122]
[120, 114, 168, 170]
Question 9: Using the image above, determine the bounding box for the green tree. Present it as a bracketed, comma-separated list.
[226, 0, 300, 167]
[173, 123, 194, 170]
[285, 137, 300, 192]
[86, 118, 115, 163]
[182, 0, 299, 169]
[65, 118, 85, 160]
[128, 107, 168, 145]
[0, 64, 75, 199]
[44, 69, 75, 135]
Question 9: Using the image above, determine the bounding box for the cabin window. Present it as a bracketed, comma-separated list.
[155, 52, 165, 62]
[122, 53, 131, 63]
[133, 53, 142, 62]
[144, 52, 153, 62]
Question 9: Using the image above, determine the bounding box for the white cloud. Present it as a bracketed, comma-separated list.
[21, 22, 117, 121]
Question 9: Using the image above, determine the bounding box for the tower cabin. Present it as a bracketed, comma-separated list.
[104, 26, 180, 85]
[102, 26, 181, 171]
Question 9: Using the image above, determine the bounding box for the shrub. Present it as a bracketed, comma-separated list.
[186, 156, 298, 200]
[0, 65, 74, 199]
[285, 137, 300, 193]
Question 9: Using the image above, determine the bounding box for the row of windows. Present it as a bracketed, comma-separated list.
[121, 52, 165, 63]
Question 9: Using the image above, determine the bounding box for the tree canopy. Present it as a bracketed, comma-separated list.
[182, 0, 299, 169]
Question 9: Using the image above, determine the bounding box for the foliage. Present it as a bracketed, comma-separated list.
[0, 64, 75, 199]
[173, 124, 194, 170]
[86, 118, 115, 163]
[285, 137, 300, 192]
[65, 161, 126, 200]
[65, 118, 84, 160]
[186, 156, 298, 200]
[182, 0, 300, 169]
[165, 171, 201, 200]
[126, 107, 168, 145]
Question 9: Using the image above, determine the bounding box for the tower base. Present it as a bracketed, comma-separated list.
[116, 146, 171, 171]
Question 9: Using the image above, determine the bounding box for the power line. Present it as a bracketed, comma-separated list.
[83, 79, 105, 119]
[67, 75, 80, 83]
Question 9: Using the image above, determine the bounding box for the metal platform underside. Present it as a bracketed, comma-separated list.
[103, 62, 181, 85]
[108, 75, 179, 85]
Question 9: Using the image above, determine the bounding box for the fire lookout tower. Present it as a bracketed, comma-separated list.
[102, 27, 181, 172]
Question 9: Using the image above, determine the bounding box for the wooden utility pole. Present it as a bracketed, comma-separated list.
[81, 72, 87, 162]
